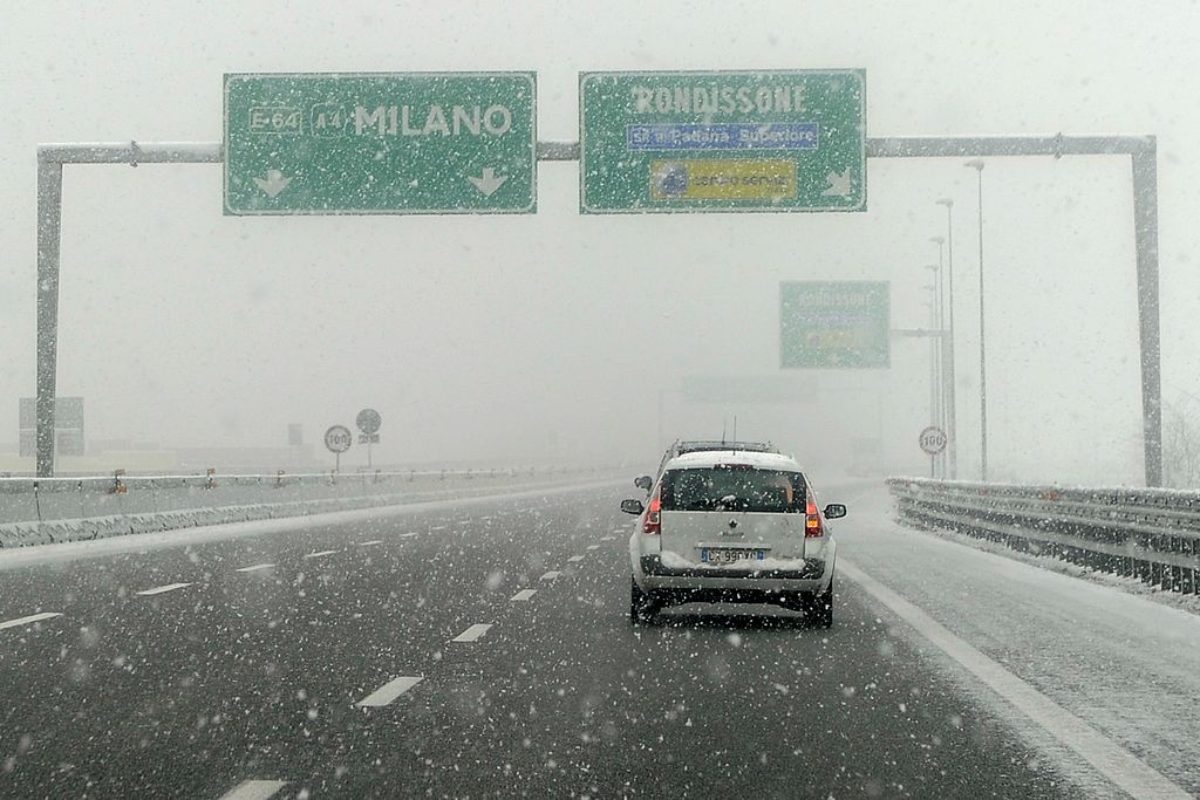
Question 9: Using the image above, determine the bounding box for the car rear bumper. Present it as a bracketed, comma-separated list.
[634, 550, 834, 595]
[639, 554, 825, 580]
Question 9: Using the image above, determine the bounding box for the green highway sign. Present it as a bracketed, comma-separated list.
[780, 281, 889, 369]
[579, 70, 866, 214]
[224, 73, 536, 215]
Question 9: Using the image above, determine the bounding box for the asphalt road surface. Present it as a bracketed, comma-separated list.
[0, 481, 1190, 799]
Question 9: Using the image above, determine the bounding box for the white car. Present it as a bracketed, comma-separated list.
[621, 450, 844, 626]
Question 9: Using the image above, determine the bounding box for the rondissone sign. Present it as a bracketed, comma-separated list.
[580, 70, 866, 213]
[780, 281, 890, 369]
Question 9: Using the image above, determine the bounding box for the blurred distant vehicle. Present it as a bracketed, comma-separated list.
[621, 449, 844, 627]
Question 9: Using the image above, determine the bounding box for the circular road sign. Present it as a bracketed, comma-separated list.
[919, 426, 948, 456]
[324, 425, 353, 454]
[356, 408, 382, 435]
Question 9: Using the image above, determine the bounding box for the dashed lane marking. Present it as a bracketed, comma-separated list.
[400, 532, 419, 538]
[355, 675, 424, 707]
[601, 535, 617, 541]
[136, 582, 192, 597]
[304, 550, 338, 559]
[587, 545, 600, 551]
[357, 540, 384, 546]
[839, 557, 1193, 800]
[0, 612, 62, 631]
[235, 563, 275, 573]
[510, 589, 537, 602]
[540, 571, 561, 580]
[216, 780, 288, 800]
[567, 555, 584, 563]
[451, 623, 493, 643]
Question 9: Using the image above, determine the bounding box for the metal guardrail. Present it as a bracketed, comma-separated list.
[0, 466, 609, 527]
[887, 477, 1200, 595]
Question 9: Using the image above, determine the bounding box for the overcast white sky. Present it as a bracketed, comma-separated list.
[2, 1, 1197, 482]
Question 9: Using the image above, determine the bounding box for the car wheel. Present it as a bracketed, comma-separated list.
[630, 577, 658, 624]
[802, 577, 834, 629]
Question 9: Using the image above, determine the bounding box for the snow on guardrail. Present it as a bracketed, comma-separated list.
[887, 477, 1200, 595]
[0, 466, 619, 548]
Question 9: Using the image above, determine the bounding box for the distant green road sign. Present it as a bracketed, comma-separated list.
[224, 72, 536, 215]
[580, 70, 865, 214]
[780, 281, 889, 368]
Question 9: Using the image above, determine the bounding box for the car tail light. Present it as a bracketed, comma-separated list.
[643, 486, 662, 535]
[805, 499, 823, 538]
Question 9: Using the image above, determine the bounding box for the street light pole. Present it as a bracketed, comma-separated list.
[934, 200, 958, 479]
[925, 262, 944, 475]
[924, 287, 937, 477]
[965, 160, 988, 482]
[930, 235, 950, 477]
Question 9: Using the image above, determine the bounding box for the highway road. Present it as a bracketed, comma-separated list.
[0, 480, 1196, 798]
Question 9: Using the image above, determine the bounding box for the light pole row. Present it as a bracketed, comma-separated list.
[927, 161, 987, 482]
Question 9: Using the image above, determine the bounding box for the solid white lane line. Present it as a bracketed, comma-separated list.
[355, 675, 424, 707]
[510, 589, 537, 602]
[451, 623, 493, 643]
[217, 779, 288, 800]
[0, 612, 62, 631]
[540, 571, 561, 580]
[304, 549, 338, 559]
[235, 563, 275, 573]
[357, 540, 384, 546]
[567, 555, 584, 563]
[839, 558, 1192, 800]
[586, 545, 600, 551]
[136, 582, 192, 596]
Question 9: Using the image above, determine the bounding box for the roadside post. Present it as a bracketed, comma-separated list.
[919, 426, 948, 478]
[324, 424, 352, 474]
[356, 409, 382, 469]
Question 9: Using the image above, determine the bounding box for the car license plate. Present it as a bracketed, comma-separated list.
[701, 548, 765, 564]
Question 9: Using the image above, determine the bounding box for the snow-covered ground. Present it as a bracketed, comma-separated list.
[835, 482, 1200, 797]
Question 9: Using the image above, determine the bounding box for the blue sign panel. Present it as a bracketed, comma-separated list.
[626, 123, 819, 151]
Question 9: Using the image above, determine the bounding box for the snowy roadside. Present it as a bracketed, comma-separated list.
[838, 484, 1200, 797]
[900, 516, 1200, 618]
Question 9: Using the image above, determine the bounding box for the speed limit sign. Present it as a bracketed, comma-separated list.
[918, 426, 947, 455]
[324, 425, 353, 454]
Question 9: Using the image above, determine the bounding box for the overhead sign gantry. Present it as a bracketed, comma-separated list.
[32, 70, 1164, 487]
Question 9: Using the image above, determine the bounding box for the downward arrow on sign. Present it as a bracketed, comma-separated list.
[821, 170, 852, 198]
[253, 169, 292, 198]
[467, 167, 508, 197]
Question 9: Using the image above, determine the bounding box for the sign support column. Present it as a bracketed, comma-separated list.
[35, 156, 63, 479]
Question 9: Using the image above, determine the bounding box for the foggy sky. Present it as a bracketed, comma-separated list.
[2, 1, 1198, 482]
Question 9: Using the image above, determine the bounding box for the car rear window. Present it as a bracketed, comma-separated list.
[659, 466, 806, 513]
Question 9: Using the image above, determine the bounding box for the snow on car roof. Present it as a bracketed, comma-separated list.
[664, 450, 803, 471]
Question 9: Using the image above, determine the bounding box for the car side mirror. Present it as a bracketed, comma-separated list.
[634, 475, 653, 491]
[620, 499, 645, 515]
[823, 503, 847, 520]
